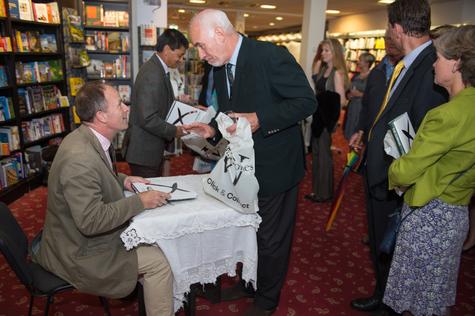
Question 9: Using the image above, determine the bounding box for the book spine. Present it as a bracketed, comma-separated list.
[389, 124, 405, 157]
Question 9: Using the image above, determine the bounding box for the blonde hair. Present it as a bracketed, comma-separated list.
[320, 39, 350, 90]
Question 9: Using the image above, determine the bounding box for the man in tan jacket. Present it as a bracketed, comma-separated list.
[34, 82, 174, 316]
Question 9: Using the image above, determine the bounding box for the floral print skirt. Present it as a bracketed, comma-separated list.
[383, 199, 469, 316]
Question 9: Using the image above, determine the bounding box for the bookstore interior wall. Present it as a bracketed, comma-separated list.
[0, 0, 70, 203]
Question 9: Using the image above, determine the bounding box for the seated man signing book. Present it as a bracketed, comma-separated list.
[33, 82, 174, 316]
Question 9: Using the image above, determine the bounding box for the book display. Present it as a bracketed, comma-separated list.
[79, 0, 132, 155]
[80, 0, 132, 104]
[328, 30, 386, 73]
[0, 0, 70, 203]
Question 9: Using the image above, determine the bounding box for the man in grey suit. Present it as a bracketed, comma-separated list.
[123, 29, 189, 177]
[34, 82, 174, 316]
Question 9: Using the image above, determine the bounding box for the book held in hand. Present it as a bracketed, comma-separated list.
[384, 112, 415, 159]
[165, 100, 205, 126]
[132, 179, 198, 201]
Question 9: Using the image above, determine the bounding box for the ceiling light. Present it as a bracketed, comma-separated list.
[260, 4, 276, 9]
[269, 22, 275, 26]
[243, 13, 249, 17]
[189, 0, 206, 3]
[275, 16, 283, 21]
[178, 9, 185, 13]
[378, 0, 395, 3]
[326, 10, 340, 14]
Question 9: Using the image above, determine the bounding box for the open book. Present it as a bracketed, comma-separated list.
[165, 100, 206, 126]
[132, 179, 198, 201]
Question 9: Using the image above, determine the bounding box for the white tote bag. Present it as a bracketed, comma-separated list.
[202, 113, 259, 213]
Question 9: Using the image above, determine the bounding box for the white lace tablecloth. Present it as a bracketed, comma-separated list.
[120, 174, 261, 312]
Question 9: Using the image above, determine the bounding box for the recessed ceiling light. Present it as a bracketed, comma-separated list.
[244, 13, 249, 17]
[326, 10, 340, 14]
[260, 4, 276, 9]
[178, 9, 185, 13]
[275, 16, 283, 21]
[378, 0, 395, 3]
[189, 0, 206, 3]
[269, 22, 275, 26]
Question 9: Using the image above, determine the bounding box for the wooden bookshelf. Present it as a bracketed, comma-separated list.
[0, 0, 70, 203]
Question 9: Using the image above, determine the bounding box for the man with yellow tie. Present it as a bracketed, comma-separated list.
[349, 1, 448, 315]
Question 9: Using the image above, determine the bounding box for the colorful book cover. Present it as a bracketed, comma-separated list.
[18, 0, 33, 21]
[107, 32, 121, 52]
[85, 4, 102, 26]
[26, 31, 41, 52]
[39, 33, 57, 52]
[47, 60, 63, 81]
[0, 0, 7, 17]
[69, 77, 84, 96]
[8, 0, 19, 19]
[47, 2, 60, 23]
[32, 2, 48, 22]
[103, 10, 118, 27]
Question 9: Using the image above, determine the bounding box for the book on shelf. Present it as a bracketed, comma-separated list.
[27, 85, 45, 113]
[32, 2, 48, 22]
[87, 59, 104, 77]
[17, 88, 30, 115]
[41, 85, 59, 110]
[14, 30, 29, 52]
[0, 36, 12, 52]
[85, 34, 96, 50]
[24, 145, 42, 175]
[18, 0, 33, 21]
[0, 0, 6, 17]
[0, 96, 14, 121]
[0, 126, 20, 153]
[8, 0, 19, 19]
[103, 10, 118, 27]
[117, 11, 128, 27]
[26, 31, 41, 52]
[68, 47, 90, 68]
[35, 61, 50, 82]
[85, 3, 103, 26]
[140, 25, 157, 46]
[117, 84, 130, 103]
[107, 32, 121, 52]
[66, 9, 84, 42]
[69, 77, 85, 96]
[0, 65, 8, 87]
[103, 62, 114, 78]
[47, 2, 60, 23]
[39, 34, 57, 53]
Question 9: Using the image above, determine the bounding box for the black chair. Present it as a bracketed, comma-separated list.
[0, 202, 111, 316]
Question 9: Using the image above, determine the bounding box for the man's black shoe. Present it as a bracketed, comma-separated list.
[243, 304, 275, 316]
[221, 283, 255, 302]
[350, 297, 381, 311]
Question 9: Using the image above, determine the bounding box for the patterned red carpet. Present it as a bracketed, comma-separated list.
[1, 131, 474, 316]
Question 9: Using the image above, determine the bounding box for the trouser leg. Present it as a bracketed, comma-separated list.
[254, 185, 299, 310]
[312, 129, 333, 199]
[137, 245, 174, 316]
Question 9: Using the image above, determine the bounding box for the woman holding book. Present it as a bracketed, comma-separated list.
[383, 25, 475, 316]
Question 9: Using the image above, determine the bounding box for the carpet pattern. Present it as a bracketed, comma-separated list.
[1, 131, 474, 316]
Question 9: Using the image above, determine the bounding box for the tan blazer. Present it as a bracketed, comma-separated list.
[34, 125, 144, 299]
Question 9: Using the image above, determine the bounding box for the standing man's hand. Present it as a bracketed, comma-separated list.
[349, 130, 364, 152]
[226, 112, 260, 133]
[175, 125, 188, 138]
[124, 176, 150, 192]
[182, 122, 216, 138]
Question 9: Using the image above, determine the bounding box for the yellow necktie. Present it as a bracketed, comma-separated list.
[368, 60, 405, 140]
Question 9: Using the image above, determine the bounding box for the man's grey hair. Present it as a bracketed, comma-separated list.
[190, 9, 235, 37]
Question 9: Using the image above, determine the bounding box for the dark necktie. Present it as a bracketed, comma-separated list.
[226, 63, 234, 98]
[108, 145, 118, 175]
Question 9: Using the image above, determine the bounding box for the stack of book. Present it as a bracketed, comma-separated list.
[8, 0, 60, 23]
[84, 3, 128, 27]
[15, 60, 63, 84]
[20, 113, 65, 143]
[14, 31, 57, 53]
[0, 152, 25, 189]
[17, 84, 62, 115]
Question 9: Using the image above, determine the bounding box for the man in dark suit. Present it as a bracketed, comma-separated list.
[185, 9, 317, 316]
[35, 82, 174, 316]
[122, 29, 189, 177]
[349, 1, 448, 315]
